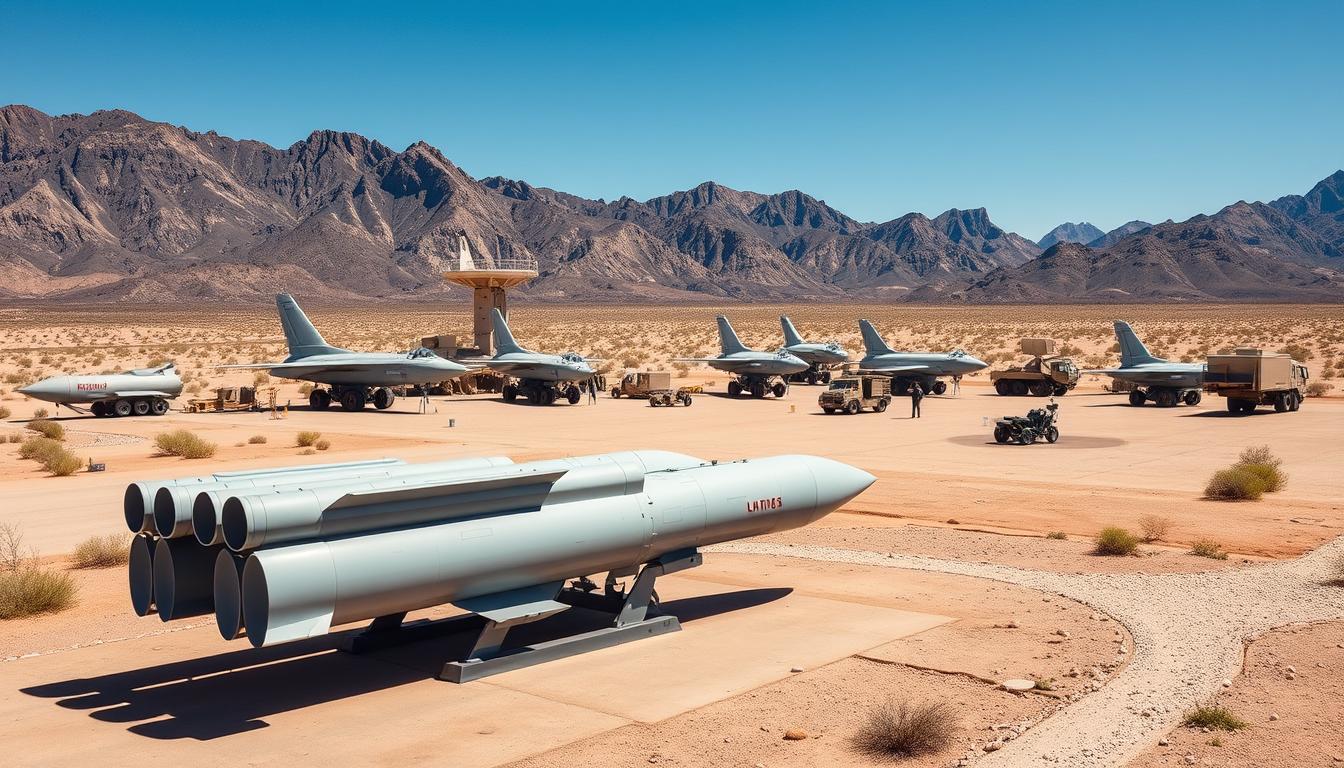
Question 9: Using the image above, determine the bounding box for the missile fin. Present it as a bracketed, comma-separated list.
[327, 469, 570, 511]
[453, 581, 568, 624]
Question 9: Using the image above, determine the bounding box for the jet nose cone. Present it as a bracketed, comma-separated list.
[807, 456, 877, 508]
[961, 356, 988, 372]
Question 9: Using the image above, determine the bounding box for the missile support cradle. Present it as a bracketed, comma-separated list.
[122, 450, 874, 682]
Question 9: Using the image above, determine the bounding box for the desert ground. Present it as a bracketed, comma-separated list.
[1, 303, 1342, 767]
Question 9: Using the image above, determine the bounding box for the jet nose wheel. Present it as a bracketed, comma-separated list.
[565, 386, 581, 405]
[931, 380, 947, 396]
[727, 381, 743, 397]
[771, 381, 787, 398]
[373, 388, 395, 410]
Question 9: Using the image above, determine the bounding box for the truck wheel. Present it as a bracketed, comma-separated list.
[566, 386, 581, 405]
[822, 407, 835, 414]
[339, 389, 366, 411]
[1128, 390, 1146, 407]
[1045, 426, 1059, 444]
[1011, 380, 1028, 396]
[821, 371, 831, 384]
[503, 384, 517, 403]
[845, 400, 860, 415]
[874, 398, 888, 413]
[151, 398, 169, 416]
[1274, 393, 1288, 413]
[994, 426, 1009, 444]
[1053, 384, 1069, 397]
[309, 390, 331, 410]
[131, 399, 150, 416]
[373, 388, 395, 410]
[91, 401, 107, 417]
[1289, 392, 1301, 411]
[931, 380, 947, 395]
[807, 371, 818, 385]
[1029, 381, 1052, 397]
[728, 381, 742, 397]
[995, 380, 1010, 395]
[1226, 398, 1240, 413]
[772, 381, 788, 398]
[610, 388, 621, 398]
[1184, 390, 1201, 406]
[681, 393, 692, 407]
[114, 399, 133, 417]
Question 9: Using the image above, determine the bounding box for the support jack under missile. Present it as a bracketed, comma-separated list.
[340, 548, 702, 683]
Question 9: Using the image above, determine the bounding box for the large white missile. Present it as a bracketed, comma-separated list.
[232, 455, 874, 647]
[123, 458, 405, 533]
[220, 450, 704, 552]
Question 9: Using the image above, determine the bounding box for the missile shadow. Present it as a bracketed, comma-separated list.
[19, 587, 788, 741]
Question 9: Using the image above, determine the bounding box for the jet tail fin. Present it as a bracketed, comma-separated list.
[859, 320, 895, 356]
[780, 316, 804, 347]
[717, 316, 748, 355]
[277, 294, 345, 359]
[1114, 321, 1163, 366]
[491, 309, 526, 355]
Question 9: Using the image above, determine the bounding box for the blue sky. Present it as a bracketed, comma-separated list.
[4, 0, 1340, 239]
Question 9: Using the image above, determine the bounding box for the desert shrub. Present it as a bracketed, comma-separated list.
[298, 382, 314, 395]
[41, 447, 83, 476]
[247, 435, 268, 444]
[1277, 343, 1312, 361]
[252, 370, 271, 386]
[1305, 381, 1333, 397]
[1138, 514, 1172, 542]
[1189, 539, 1228, 560]
[852, 699, 956, 759]
[154, 430, 218, 459]
[18, 436, 63, 463]
[33, 407, 48, 418]
[1204, 467, 1266, 500]
[71, 534, 130, 569]
[1182, 702, 1248, 731]
[0, 523, 33, 571]
[25, 419, 64, 440]
[0, 566, 77, 619]
[0, 405, 10, 420]
[315, 439, 331, 451]
[1234, 446, 1286, 492]
[1094, 526, 1139, 556]
[295, 431, 321, 447]
[1045, 531, 1067, 540]
[6, 432, 21, 443]
[300, 448, 316, 455]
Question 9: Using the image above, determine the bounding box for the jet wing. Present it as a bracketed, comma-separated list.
[218, 361, 384, 373]
[866, 365, 931, 373]
[670, 358, 724, 364]
[1083, 368, 1125, 375]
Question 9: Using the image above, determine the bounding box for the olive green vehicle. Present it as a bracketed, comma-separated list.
[819, 376, 891, 414]
[991, 338, 1080, 397]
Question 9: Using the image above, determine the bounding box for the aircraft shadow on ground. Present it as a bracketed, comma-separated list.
[20, 587, 788, 741]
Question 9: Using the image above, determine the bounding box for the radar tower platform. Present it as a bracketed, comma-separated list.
[441, 233, 538, 354]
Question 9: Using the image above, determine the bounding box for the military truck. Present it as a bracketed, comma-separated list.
[1204, 349, 1309, 414]
[819, 375, 891, 414]
[610, 371, 672, 399]
[991, 338, 1080, 397]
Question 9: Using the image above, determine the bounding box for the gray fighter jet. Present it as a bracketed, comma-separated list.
[1086, 321, 1206, 407]
[19, 363, 182, 417]
[674, 316, 808, 398]
[856, 319, 988, 394]
[478, 309, 599, 405]
[223, 294, 469, 411]
[781, 315, 848, 385]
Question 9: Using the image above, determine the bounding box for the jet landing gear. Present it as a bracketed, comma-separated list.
[1127, 387, 1201, 408]
[501, 379, 582, 406]
[787, 364, 834, 385]
[309, 386, 397, 412]
[727, 375, 789, 399]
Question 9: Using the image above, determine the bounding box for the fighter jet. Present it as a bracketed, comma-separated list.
[781, 316, 848, 385]
[674, 316, 808, 398]
[1086, 321, 1205, 407]
[223, 294, 469, 412]
[19, 363, 182, 418]
[478, 309, 599, 405]
[856, 319, 988, 394]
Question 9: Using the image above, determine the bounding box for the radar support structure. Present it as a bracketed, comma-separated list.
[442, 233, 538, 354]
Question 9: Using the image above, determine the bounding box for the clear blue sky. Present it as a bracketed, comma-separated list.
[4, 0, 1340, 239]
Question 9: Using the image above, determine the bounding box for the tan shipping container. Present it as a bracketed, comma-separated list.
[1206, 351, 1293, 391]
[1020, 338, 1056, 357]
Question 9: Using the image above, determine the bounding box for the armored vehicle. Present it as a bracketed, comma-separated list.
[819, 376, 891, 414]
[994, 401, 1060, 445]
[991, 338, 1080, 396]
[610, 371, 672, 398]
[1204, 349, 1308, 414]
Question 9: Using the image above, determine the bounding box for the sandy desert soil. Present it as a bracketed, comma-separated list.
[1, 303, 1342, 767]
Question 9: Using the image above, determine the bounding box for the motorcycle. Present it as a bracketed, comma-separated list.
[994, 401, 1059, 445]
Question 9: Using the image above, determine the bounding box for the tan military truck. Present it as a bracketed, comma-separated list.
[819, 375, 891, 414]
[610, 371, 671, 398]
[991, 338, 1080, 397]
[1204, 349, 1309, 414]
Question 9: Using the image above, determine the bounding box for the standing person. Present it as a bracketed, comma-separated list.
[910, 381, 924, 419]
[952, 374, 962, 396]
[588, 376, 598, 404]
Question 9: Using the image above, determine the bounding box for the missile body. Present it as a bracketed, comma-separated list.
[236, 455, 873, 647]
[124, 458, 405, 533]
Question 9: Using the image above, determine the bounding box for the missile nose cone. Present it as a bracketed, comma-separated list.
[18, 377, 60, 399]
[807, 456, 876, 508]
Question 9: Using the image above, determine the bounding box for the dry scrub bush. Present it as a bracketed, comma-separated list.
[1045, 531, 1067, 540]
[1205, 467, 1266, 500]
[1182, 702, 1248, 731]
[1236, 446, 1287, 492]
[852, 699, 956, 759]
[5, 433, 19, 443]
[42, 449, 83, 476]
[1093, 526, 1139, 556]
[0, 405, 10, 420]
[1189, 539, 1228, 560]
[315, 439, 331, 451]
[33, 407, 48, 418]
[295, 431, 321, 447]
[247, 435, 268, 444]
[1138, 514, 1172, 542]
[71, 534, 130, 569]
[154, 430, 218, 459]
[25, 419, 64, 440]
[0, 523, 32, 571]
[19, 436, 62, 462]
[0, 566, 77, 619]
[1305, 381, 1333, 397]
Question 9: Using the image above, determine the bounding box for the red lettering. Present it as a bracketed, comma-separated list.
[745, 496, 783, 513]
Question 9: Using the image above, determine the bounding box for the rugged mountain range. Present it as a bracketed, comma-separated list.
[1038, 221, 1104, 249]
[1, 106, 1340, 303]
[1087, 220, 1154, 249]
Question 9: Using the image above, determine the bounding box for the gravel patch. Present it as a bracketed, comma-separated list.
[63, 430, 147, 449]
[711, 535, 1344, 767]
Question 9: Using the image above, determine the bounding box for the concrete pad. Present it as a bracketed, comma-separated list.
[485, 576, 951, 723]
[4, 626, 627, 768]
